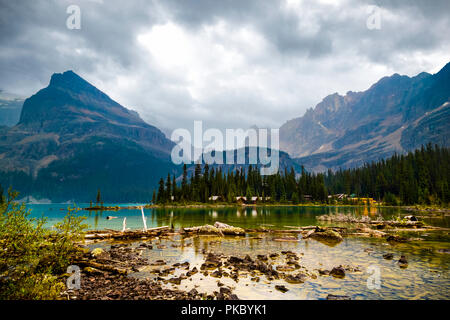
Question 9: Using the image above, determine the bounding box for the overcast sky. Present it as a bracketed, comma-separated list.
[0, 0, 449, 134]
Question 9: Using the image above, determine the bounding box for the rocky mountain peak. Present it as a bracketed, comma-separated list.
[280, 62, 450, 170]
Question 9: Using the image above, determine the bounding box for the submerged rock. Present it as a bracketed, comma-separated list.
[398, 256, 408, 268]
[229, 256, 244, 264]
[275, 285, 289, 293]
[186, 267, 198, 277]
[276, 265, 296, 272]
[387, 235, 407, 243]
[211, 270, 223, 278]
[257, 254, 268, 261]
[269, 253, 279, 259]
[330, 266, 346, 278]
[318, 269, 330, 276]
[151, 259, 166, 266]
[168, 277, 183, 285]
[383, 253, 394, 260]
[284, 273, 307, 284]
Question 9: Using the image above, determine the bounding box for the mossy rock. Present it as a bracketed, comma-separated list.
[310, 229, 343, 242]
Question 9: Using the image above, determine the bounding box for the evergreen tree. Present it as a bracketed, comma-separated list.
[165, 173, 172, 201]
[172, 176, 177, 201]
[181, 164, 188, 200]
[157, 178, 165, 203]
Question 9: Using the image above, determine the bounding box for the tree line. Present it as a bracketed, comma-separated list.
[325, 144, 449, 205]
[154, 144, 449, 206]
[154, 163, 328, 204]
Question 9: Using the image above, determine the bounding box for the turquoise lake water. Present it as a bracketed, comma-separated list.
[25, 203, 450, 231]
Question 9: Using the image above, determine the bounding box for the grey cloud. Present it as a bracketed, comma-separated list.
[0, 0, 448, 133]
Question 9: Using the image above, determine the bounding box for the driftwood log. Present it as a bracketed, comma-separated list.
[183, 222, 245, 236]
[73, 258, 129, 275]
[84, 226, 170, 240]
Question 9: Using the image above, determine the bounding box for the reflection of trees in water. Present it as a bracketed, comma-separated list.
[91, 210, 103, 229]
[145, 206, 420, 230]
[85, 209, 103, 229]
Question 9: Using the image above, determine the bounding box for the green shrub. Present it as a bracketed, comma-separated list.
[0, 189, 88, 299]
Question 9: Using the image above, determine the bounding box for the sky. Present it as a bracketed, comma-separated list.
[0, 0, 449, 135]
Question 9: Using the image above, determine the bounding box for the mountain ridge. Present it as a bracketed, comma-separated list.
[280, 62, 450, 171]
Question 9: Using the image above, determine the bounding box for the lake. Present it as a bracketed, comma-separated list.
[26, 203, 450, 231]
[26, 204, 450, 300]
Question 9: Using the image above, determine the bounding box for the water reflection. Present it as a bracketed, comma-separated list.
[27, 204, 450, 231]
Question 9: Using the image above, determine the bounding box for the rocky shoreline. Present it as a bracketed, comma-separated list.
[66, 241, 365, 300]
[61, 217, 444, 300]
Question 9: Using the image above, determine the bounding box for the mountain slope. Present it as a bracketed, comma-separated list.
[280, 62, 450, 171]
[0, 71, 178, 202]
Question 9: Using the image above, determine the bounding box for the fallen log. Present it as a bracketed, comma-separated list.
[184, 222, 245, 236]
[356, 227, 386, 238]
[74, 258, 128, 275]
[84, 226, 171, 240]
[273, 237, 300, 242]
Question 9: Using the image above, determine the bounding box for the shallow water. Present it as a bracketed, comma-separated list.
[90, 232, 450, 300]
[26, 204, 450, 300]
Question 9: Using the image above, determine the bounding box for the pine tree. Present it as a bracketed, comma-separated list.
[292, 191, 299, 204]
[165, 173, 172, 201]
[152, 145, 449, 205]
[172, 176, 177, 202]
[157, 178, 165, 203]
[181, 164, 188, 200]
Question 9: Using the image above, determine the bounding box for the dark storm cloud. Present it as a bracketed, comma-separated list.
[0, 0, 449, 132]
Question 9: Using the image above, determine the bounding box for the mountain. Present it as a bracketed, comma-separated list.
[0, 71, 177, 202]
[183, 146, 302, 180]
[0, 91, 23, 127]
[280, 62, 450, 172]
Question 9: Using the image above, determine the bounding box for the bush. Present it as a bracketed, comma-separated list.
[0, 189, 88, 299]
